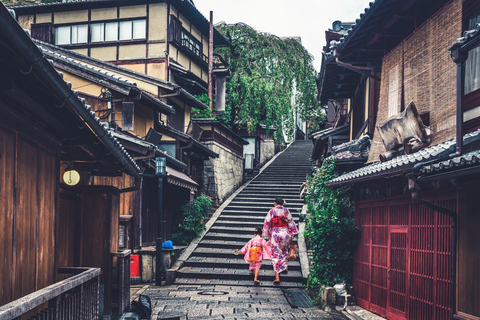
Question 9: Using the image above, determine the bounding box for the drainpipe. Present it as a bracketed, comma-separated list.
[208, 11, 214, 111]
[407, 163, 457, 320]
[450, 46, 467, 156]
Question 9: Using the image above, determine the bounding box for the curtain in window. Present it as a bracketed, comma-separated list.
[465, 11, 480, 95]
[71, 25, 87, 44]
[91, 23, 104, 42]
[55, 26, 70, 45]
[132, 20, 146, 39]
[105, 22, 118, 41]
[119, 21, 132, 40]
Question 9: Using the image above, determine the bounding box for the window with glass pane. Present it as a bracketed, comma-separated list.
[465, 9, 480, 95]
[91, 23, 104, 42]
[105, 22, 118, 41]
[71, 24, 88, 44]
[119, 21, 132, 40]
[55, 26, 70, 45]
[132, 20, 146, 39]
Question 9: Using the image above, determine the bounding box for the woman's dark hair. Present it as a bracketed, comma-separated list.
[254, 227, 263, 235]
[274, 197, 284, 206]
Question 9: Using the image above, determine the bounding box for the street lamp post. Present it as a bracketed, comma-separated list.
[155, 157, 166, 286]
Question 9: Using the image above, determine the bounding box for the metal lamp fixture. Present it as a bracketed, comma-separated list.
[155, 157, 166, 177]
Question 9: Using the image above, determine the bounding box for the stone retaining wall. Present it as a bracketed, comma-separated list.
[201, 141, 244, 205]
[260, 140, 275, 165]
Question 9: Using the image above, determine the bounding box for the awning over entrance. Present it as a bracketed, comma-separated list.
[166, 166, 198, 191]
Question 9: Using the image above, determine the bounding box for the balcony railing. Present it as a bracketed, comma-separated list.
[0, 267, 100, 320]
[181, 38, 208, 64]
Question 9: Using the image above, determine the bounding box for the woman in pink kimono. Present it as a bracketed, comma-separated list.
[263, 197, 298, 284]
[236, 227, 272, 284]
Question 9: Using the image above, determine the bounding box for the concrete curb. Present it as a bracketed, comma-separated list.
[298, 204, 310, 281]
[166, 144, 291, 283]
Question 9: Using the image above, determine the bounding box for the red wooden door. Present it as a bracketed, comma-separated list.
[388, 226, 408, 320]
[354, 195, 454, 320]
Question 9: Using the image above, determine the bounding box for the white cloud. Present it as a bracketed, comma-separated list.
[193, 0, 372, 71]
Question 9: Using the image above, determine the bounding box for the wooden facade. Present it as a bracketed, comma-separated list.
[354, 193, 455, 320]
[13, 0, 229, 96]
[0, 3, 138, 316]
[0, 125, 57, 306]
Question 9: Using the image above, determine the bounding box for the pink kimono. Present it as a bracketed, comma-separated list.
[240, 235, 272, 271]
[263, 206, 298, 274]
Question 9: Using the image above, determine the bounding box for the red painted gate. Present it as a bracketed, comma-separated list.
[354, 195, 454, 320]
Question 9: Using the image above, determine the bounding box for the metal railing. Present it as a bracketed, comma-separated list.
[0, 267, 100, 320]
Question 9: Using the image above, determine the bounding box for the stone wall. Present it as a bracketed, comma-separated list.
[367, 0, 461, 163]
[260, 140, 275, 165]
[201, 141, 244, 205]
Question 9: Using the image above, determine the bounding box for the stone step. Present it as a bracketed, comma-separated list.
[239, 191, 300, 196]
[215, 215, 268, 222]
[224, 205, 303, 212]
[189, 245, 300, 255]
[203, 233, 269, 241]
[176, 267, 304, 283]
[229, 198, 304, 204]
[245, 184, 300, 191]
[220, 209, 301, 216]
[230, 199, 304, 205]
[173, 277, 305, 288]
[207, 226, 298, 235]
[203, 232, 299, 242]
[184, 256, 301, 270]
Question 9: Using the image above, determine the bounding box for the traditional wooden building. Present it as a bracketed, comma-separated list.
[31, 39, 219, 281]
[0, 4, 141, 318]
[317, 0, 480, 319]
[10, 0, 230, 93]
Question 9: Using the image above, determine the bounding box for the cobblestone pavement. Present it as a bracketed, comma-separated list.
[144, 284, 334, 320]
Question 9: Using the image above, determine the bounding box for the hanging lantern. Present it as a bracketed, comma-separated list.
[63, 168, 80, 186]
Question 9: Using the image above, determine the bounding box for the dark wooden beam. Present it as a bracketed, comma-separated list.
[0, 99, 61, 152]
[3, 84, 69, 134]
[383, 14, 416, 29]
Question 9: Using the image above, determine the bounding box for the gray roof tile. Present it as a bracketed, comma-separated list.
[329, 129, 480, 186]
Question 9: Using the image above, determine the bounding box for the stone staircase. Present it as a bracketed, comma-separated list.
[176, 140, 313, 287]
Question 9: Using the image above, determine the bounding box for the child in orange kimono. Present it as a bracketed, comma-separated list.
[235, 227, 272, 284]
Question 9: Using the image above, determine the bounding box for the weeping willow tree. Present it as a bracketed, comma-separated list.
[214, 23, 319, 141]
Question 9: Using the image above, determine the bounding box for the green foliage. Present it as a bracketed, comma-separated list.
[171, 196, 212, 246]
[215, 23, 318, 141]
[192, 94, 213, 119]
[304, 158, 359, 290]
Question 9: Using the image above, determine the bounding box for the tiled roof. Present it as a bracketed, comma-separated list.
[312, 124, 349, 140]
[34, 40, 208, 110]
[37, 42, 175, 114]
[329, 129, 480, 186]
[454, 23, 480, 46]
[332, 135, 371, 163]
[420, 150, 480, 175]
[192, 118, 249, 144]
[0, 4, 143, 175]
[327, 1, 380, 52]
[7, 0, 101, 9]
[157, 123, 219, 158]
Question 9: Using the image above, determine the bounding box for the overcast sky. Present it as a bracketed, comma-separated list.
[193, 0, 372, 72]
